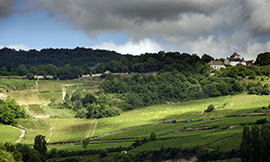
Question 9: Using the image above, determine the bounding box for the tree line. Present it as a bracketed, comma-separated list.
[1, 48, 270, 80]
[0, 47, 121, 68]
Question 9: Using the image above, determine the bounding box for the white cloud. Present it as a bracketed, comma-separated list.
[6, 0, 270, 58]
[0, 44, 30, 51]
[91, 38, 164, 55]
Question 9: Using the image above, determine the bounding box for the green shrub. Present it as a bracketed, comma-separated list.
[255, 118, 268, 124]
[205, 104, 215, 113]
[99, 149, 108, 158]
[150, 132, 156, 141]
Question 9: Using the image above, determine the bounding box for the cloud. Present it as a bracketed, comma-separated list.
[91, 38, 164, 55]
[0, 44, 30, 51]
[7, 0, 270, 59]
[0, 0, 15, 17]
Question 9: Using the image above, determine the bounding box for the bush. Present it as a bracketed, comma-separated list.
[255, 118, 268, 124]
[150, 132, 156, 141]
[205, 104, 214, 113]
[99, 149, 108, 158]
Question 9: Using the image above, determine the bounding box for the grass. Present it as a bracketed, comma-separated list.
[7, 79, 100, 105]
[37, 80, 62, 92]
[0, 79, 36, 92]
[42, 105, 76, 118]
[0, 124, 22, 143]
[130, 126, 243, 152]
[207, 133, 242, 152]
[2, 88, 270, 158]
[14, 93, 270, 146]
[47, 142, 133, 151]
[28, 104, 47, 115]
[66, 86, 99, 97]
[18, 119, 51, 143]
[7, 89, 62, 104]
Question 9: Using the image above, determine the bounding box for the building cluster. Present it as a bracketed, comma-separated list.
[209, 52, 254, 70]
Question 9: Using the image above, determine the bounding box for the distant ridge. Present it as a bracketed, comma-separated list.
[0, 47, 122, 68]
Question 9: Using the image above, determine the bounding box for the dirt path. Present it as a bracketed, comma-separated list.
[62, 86, 66, 101]
[47, 126, 55, 143]
[90, 121, 98, 137]
[86, 120, 94, 138]
[16, 126, 26, 143]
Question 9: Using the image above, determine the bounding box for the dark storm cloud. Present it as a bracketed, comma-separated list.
[31, 0, 236, 38]
[8, 0, 270, 58]
[0, 0, 14, 17]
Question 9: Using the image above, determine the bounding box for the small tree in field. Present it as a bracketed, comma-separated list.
[33, 135, 47, 158]
[205, 104, 214, 113]
[150, 132, 156, 141]
[82, 139, 89, 149]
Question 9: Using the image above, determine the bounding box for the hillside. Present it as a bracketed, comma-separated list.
[5, 92, 270, 161]
[2, 54, 270, 161]
[1, 75, 270, 161]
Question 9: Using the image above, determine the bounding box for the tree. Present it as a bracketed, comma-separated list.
[45, 64, 57, 75]
[16, 143, 32, 162]
[26, 73, 35, 80]
[205, 104, 215, 113]
[71, 94, 81, 102]
[255, 52, 270, 66]
[143, 57, 158, 72]
[99, 149, 108, 158]
[251, 126, 260, 162]
[261, 84, 270, 95]
[201, 54, 214, 63]
[17, 64, 28, 76]
[241, 126, 251, 162]
[0, 98, 28, 126]
[150, 132, 157, 141]
[82, 64, 91, 75]
[28, 66, 37, 74]
[0, 150, 16, 162]
[27, 150, 43, 162]
[33, 135, 47, 158]
[82, 139, 89, 149]
[260, 124, 270, 162]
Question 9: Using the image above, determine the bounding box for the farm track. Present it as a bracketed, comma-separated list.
[86, 120, 94, 138]
[47, 126, 55, 143]
[16, 126, 27, 143]
[91, 120, 98, 137]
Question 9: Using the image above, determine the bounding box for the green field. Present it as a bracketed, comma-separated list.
[10, 93, 269, 154]
[6, 79, 99, 104]
[2, 78, 270, 160]
[48, 142, 133, 151]
[0, 124, 22, 143]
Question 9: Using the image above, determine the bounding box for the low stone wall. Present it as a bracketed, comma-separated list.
[32, 115, 50, 118]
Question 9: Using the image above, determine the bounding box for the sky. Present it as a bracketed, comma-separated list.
[1, 0, 270, 60]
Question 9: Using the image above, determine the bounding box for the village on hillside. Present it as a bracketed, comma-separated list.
[209, 52, 255, 70]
